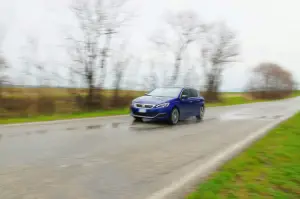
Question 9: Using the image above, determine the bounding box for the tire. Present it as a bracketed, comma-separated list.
[196, 106, 205, 121]
[169, 107, 180, 125]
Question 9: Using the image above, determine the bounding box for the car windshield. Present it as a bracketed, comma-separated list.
[147, 88, 182, 98]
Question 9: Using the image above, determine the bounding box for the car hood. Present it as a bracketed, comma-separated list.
[133, 95, 174, 105]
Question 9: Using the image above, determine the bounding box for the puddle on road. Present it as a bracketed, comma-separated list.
[66, 127, 77, 131]
[129, 120, 169, 132]
[111, 122, 121, 128]
[85, 122, 129, 130]
[86, 125, 103, 130]
[219, 110, 284, 121]
[36, 130, 47, 134]
[128, 117, 217, 132]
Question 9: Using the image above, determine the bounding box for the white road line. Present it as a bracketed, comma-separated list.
[146, 111, 297, 199]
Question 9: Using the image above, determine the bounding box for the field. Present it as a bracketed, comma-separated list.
[3, 87, 298, 98]
[186, 112, 300, 199]
[1, 87, 254, 98]
[0, 87, 145, 98]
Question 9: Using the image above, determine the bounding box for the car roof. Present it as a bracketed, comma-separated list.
[154, 87, 199, 91]
[155, 86, 196, 89]
[183, 87, 198, 90]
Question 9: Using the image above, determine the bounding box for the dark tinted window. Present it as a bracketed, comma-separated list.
[181, 89, 190, 97]
[190, 89, 199, 97]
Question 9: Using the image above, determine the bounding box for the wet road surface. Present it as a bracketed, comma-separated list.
[0, 97, 299, 199]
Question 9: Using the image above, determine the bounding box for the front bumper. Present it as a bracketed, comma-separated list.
[130, 106, 171, 119]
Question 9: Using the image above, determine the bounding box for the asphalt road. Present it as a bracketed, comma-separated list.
[0, 97, 299, 199]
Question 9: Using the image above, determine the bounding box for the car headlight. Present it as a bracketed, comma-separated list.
[155, 102, 169, 108]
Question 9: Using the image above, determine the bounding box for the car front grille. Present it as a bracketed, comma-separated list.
[134, 103, 154, 108]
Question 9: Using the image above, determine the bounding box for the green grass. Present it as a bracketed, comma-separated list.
[0, 108, 129, 125]
[208, 91, 300, 107]
[291, 90, 300, 97]
[186, 112, 300, 199]
[206, 96, 265, 107]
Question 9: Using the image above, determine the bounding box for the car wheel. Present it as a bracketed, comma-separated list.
[196, 106, 205, 121]
[169, 107, 180, 125]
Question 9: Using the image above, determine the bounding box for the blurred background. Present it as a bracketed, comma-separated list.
[0, 0, 299, 119]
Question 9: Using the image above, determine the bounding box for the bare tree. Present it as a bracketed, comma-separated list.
[199, 22, 239, 101]
[0, 54, 9, 99]
[68, 0, 134, 108]
[247, 62, 294, 99]
[0, 24, 8, 99]
[68, 0, 104, 107]
[152, 11, 202, 86]
[111, 42, 131, 105]
[99, 0, 134, 87]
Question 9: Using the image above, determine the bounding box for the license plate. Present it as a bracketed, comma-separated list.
[138, 108, 147, 113]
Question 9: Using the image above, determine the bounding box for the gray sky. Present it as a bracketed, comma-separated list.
[1, 0, 300, 91]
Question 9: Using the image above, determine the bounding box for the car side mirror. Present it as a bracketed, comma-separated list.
[181, 95, 188, 100]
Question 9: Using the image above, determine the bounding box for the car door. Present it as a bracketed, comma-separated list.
[179, 88, 193, 118]
[188, 89, 202, 116]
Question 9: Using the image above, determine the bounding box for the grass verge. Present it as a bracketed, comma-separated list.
[207, 96, 262, 107]
[0, 108, 129, 125]
[186, 112, 300, 199]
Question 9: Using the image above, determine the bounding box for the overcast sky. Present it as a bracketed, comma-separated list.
[1, 0, 300, 91]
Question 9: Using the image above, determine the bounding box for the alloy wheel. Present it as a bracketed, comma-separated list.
[171, 108, 179, 124]
[200, 106, 205, 119]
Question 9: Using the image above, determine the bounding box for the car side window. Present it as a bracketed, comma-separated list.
[190, 89, 199, 97]
[188, 89, 195, 97]
[181, 89, 189, 98]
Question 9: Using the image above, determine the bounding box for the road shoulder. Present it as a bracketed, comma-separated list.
[146, 111, 299, 199]
[185, 111, 300, 199]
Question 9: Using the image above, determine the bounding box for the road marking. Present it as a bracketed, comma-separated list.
[146, 111, 297, 199]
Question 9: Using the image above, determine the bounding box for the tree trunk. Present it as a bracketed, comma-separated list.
[0, 84, 2, 103]
[86, 72, 94, 109]
[112, 70, 123, 108]
[205, 73, 220, 102]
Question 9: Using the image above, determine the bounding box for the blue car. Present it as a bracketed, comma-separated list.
[130, 87, 205, 125]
